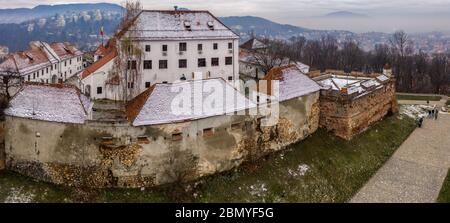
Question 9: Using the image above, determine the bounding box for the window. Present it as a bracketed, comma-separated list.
[144, 60, 152, 69]
[228, 76, 233, 81]
[97, 87, 103, 94]
[145, 82, 151, 88]
[33, 73, 35, 79]
[162, 45, 168, 52]
[70, 59, 72, 65]
[225, 57, 233, 65]
[54, 64, 57, 69]
[41, 70, 44, 76]
[179, 42, 187, 51]
[128, 60, 137, 70]
[213, 43, 218, 50]
[137, 136, 150, 144]
[231, 123, 242, 130]
[198, 44, 203, 51]
[127, 82, 134, 89]
[46, 68, 49, 73]
[64, 61, 67, 67]
[198, 58, 206, 67]
[179, 59, 187, 68]
[145, 45, 151, 52]
[211, 58, 219, 66]
[28, 75, 30, 81]
[228, 42, 233, 49]
[159, 60, 168, 69]
[203, 128, 214, 137]
[172, 133, 182, 141]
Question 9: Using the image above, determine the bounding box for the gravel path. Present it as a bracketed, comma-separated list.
[351, 113, 450, 203]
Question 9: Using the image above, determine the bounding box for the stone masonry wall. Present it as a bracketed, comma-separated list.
[319, 80, 397, 140]
[4, 92, 320, 188]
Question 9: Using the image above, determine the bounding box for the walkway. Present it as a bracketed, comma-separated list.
[351, 113, 450, 203]
[397, 94, 448, 107]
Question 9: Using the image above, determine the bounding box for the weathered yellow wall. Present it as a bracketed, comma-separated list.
[4, 92, 320, 188]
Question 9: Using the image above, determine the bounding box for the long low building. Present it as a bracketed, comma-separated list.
[2, 69, 321, 187]
[0, 41, 83, 84]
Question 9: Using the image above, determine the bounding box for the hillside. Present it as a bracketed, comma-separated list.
[220, 16, 312, 40]
[0, 3, 123, 24]
[0, 9, 122, 52]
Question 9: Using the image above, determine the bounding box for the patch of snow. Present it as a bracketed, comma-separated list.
[248, 182, 268, 198]
[287, 164, 310, 177]
[399, 104, 433, 119]
[4, 187, 35, 203]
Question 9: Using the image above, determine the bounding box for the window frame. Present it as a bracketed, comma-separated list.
[225, 57, 233, 65]
[198, 58, 206, 67]
[159, 60, 168, 69]
[211, 58, 219, 66]
[143, 60, 152, 70]
[179, 59, 187, 68]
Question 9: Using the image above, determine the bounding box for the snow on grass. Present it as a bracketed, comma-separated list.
[4, 187, 35, 203]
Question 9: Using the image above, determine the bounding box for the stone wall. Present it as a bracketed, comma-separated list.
[319, 80, 398, 140]
[4, 92, 320, 188]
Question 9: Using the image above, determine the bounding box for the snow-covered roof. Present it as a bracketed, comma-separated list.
[240, 38, 267, 50]
[4, 84, 92, 124]
[127, 78, 256, 126]
[317, 74, 387, 96]
[125, 10, 239, 40]
[263, 65, 321, 102]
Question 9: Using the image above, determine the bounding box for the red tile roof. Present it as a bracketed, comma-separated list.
[81, 46, 117, 80]
[0, 42, 82, 73]
[125, 85, 155, 122]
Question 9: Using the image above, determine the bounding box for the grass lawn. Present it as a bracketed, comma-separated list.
[396, 94, 442, 101]
[437, 169, 450, 203]
[0, 115, 416, 203]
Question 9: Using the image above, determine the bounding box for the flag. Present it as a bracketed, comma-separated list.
[100, 26, 104, 37]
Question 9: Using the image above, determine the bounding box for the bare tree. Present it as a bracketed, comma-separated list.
[340, 39, 364, 71]
[0, 68, 22, 101]
[429, 54, 449, 94]
[248, 39, 289, 76]
[369, 44, 391, 73]
[109, 0, 143, 102]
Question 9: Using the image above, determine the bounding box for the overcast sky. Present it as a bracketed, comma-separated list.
[1, 0, 450, 33]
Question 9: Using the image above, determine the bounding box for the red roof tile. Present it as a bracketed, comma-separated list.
[81, 47, 117, 79]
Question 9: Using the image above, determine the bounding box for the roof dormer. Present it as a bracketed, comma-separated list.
[184, 21, 192, 31]
[207, 21, 214, 30]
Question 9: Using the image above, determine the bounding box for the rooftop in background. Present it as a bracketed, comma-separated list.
[82, 43, 117, 80]
[124, 10, 239, 40]
[263, 65, 321, 102]
[126, 78, 256, 126]
[0, 41, 83, 74]
[240, 38, 267, 51]
[4, 83, 92, 124]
